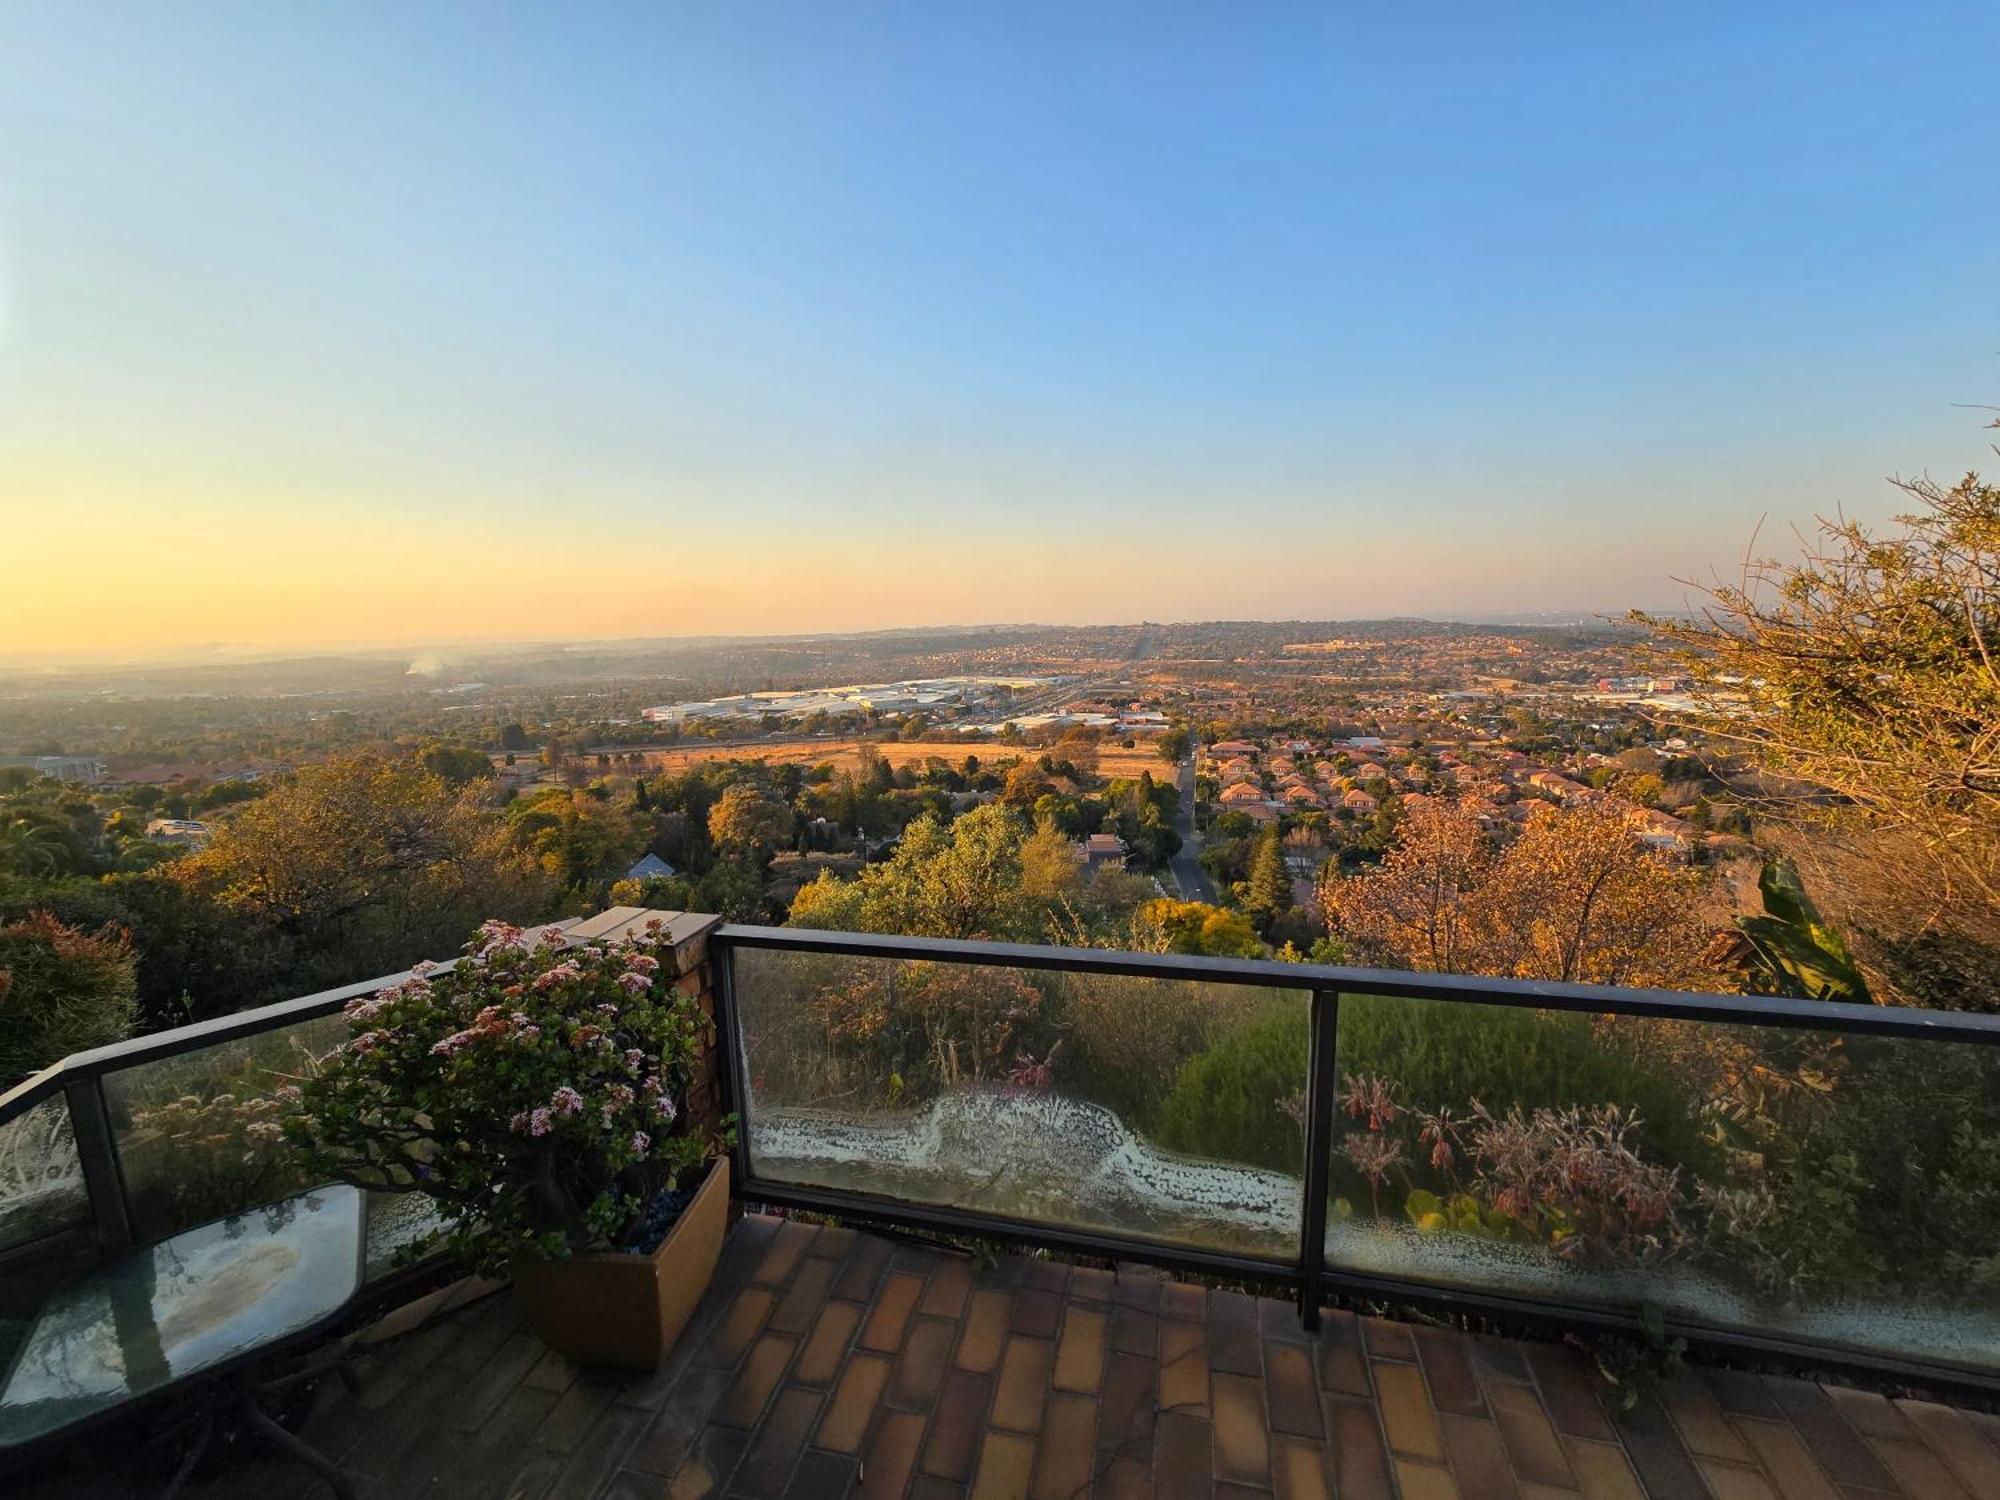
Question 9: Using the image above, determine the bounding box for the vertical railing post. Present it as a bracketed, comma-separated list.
[63, 1074, 135, 1254]
[709, 938, 755, 1193]
[1297, 989, 1340, 1331]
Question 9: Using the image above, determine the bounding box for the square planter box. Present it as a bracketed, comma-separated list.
[511, 1155, 730, 1371]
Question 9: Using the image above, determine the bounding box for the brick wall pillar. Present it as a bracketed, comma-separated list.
[561, 905, 730, 1154]
[664, 916, 729, 1146]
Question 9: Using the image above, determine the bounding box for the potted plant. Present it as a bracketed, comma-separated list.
[281, 918, 730, 1370]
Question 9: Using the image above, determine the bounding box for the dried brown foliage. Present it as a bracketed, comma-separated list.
[1322, 800, 1727, 990]
[1636, 454, 1999, 909]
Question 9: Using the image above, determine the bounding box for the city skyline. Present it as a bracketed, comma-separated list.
[4, 3, 1997, 658]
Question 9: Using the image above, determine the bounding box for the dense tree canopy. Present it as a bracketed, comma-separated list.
[1322, 801, 1725, 990]
[180, 751, 553, 992]
[706, 783, 795, 858]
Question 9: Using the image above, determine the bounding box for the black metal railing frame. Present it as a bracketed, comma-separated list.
[0, 915, 645, 1270]
[706, 924, 2000, 1395]
[0, 969, 418, 1274]
[7, 920, 2000, 1392]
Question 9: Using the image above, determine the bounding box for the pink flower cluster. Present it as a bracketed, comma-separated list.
[508, 1107, 554, 1137]
[429, 1004, 516, 1058]
[477, 919, 530, 955]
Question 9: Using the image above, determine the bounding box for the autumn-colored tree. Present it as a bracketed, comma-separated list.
[1000, 759, 1055, 807]
[1130, 899, 1266, 958]
[1018, 816, 1084, 909]
[706, 783, 795, 858]
[1054, 728, 1101, 782]
[1325, 802, 1725, 990]
[1475, 803, 1721, 987]
[1640, 466, 1998, 876]
[1635, 455, 2000, 1006]
[1320, 800, 1491, 974]
[507, 786, 646, 889]
[180, 751, 552, 987]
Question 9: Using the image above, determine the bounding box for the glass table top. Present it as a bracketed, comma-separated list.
[0, 1184, 364, 1446]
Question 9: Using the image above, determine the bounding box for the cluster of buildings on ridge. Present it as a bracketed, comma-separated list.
[1199, 734, 1719, 858]
[639, 676, 1063, 725]
[639, 676, 1173, 740]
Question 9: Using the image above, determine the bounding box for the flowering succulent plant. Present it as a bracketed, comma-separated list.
[281, 918, 719, 1273]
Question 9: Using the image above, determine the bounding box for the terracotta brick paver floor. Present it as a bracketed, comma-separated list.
[166, 1215, 2000, 1498]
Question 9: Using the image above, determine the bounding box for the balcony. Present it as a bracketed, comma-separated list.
[4, 908, 2000, 1497]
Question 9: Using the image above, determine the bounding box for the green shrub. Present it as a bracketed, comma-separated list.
[1702, 1039, 2000, 1304]
[1335, 994, 1714, 1176]
[1054, 974, 1266, 1133]
[1148, 992, 1717, 1189]
[1153, 1005, 1309, 1173]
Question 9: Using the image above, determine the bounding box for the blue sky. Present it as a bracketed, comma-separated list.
[3, 3, 1996, 652]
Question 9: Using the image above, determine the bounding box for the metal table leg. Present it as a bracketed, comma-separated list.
[242, 1402, 358, 1500]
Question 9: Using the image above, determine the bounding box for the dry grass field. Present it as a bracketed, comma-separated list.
[623, 737, 1171, 782]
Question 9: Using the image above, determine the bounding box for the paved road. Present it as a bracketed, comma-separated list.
[1167, 746, 1217, 903]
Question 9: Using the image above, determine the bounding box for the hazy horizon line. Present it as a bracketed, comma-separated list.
[0, 609, 1678, 677]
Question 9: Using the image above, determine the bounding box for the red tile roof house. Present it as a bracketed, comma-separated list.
[1208, 740, 1259, 758]
[1628, 807, 1695, 855]
[1075, 831, 1129, 869]
[1527, 770, 1591, 802]
[1219, 780, 1269, 805]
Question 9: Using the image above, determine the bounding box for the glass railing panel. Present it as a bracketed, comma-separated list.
[1324, 992, 2000, 1371]
[0, 1095, 89, 1254]
[363, 1192, 445, 1280]
[732, 947, 1308, 1258]
[99, 1017, 346, 1245]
